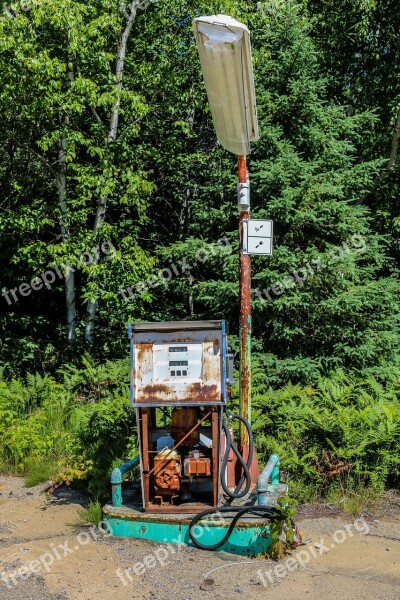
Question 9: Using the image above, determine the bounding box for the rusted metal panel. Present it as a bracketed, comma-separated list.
[169, 407, 199, 445]
[130, 323, 227, 406]
[131, 320, 224, 332]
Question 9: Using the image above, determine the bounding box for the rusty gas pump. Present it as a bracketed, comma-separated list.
[129, 320, 252, 513]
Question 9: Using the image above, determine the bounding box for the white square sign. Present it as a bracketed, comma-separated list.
[242, 219, 273, 256]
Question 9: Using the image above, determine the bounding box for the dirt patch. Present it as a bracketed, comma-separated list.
[0, 477, 399, 600]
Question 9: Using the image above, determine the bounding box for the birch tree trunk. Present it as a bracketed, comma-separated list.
[55, 132, 76, 342]
[56, 62, 76, 342]
[179, 101, 194, 314]
[84, 3, 138, 343]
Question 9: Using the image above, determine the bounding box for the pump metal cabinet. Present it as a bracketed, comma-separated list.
[129, 321, 229, 513]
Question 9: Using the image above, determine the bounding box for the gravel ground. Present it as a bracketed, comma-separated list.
[0, 476, 399, 600]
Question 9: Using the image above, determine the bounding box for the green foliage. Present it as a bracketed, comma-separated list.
[0, 371, 73, 471]
[76, 500, 103, 527]
[59, 354, 130, 402]
[0, 357, 397, 504]
[0, 0, 399, 503]
[252, 367, 400, 495]
[0, 0, 399, 383]
[0, 356, 136, 499]
[268, 494, 297, 559]
[75, 393, 136, 498]
[24, 456, 59, 487]
[325, 479, 382, 515]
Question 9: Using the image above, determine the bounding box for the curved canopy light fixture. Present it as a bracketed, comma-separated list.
[192, 14, 259, 156]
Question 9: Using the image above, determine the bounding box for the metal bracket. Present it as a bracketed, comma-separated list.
[237, 182, 250, 212]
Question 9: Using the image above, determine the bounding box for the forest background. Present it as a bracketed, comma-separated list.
[0, 0, 399, 507]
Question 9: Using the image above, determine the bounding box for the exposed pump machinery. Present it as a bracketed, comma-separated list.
[129, 320, 250, 512]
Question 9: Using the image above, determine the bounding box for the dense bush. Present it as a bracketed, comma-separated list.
[0, 356, 137, 499]
[251, 364, 400, 498]
[0, 356, 398, 502]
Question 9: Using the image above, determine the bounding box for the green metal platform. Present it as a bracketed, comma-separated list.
[103, 493, 273, 557]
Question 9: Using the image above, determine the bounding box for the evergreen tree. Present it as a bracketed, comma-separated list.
[141, 1, 400, 383]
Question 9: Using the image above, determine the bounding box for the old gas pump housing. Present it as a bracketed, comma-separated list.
[129, 320, 229, 513]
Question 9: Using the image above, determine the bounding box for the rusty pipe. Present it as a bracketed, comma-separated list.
[238, 155, 251, 446]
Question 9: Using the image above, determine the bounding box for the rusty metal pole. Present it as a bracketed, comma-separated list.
[238, 155, 251, 447]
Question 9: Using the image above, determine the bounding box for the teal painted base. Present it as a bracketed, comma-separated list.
[103, 505, 272, 557]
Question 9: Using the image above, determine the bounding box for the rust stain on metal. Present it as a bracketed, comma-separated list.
[238, 155, 247, 183]
[239, 244, 251, 436]
[136, 342, 153, 363]
[103, 507, 272, 527]
[137, 381, 221, 405]
[186, 382, 219, 403]
[169, 407, 199, 444]
[142, 383, 170, 395]
[138, 383, 172, 404]
[202, 340, 221, 386]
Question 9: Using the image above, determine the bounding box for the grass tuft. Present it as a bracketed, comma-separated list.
[24, 457, 58, 487]
[326, 484, 382, 515]
[76, 500, 103, 527]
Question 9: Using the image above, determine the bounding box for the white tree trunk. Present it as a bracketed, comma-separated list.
[56, 133, 76, 342]
[85, 4, 138, 343]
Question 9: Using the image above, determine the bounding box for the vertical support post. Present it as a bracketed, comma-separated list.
[238, 155, 251, 447]
[141, 409, 150, 508]
[211, 406, 220, 507]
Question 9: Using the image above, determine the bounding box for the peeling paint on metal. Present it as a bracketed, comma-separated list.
[132, 328, 226, 406]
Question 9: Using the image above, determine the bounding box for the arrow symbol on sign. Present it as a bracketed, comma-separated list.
[255, 241, 264, 248]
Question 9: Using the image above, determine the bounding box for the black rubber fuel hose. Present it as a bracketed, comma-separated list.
[188, 505, 285, 551]
[220, 413, 254, 499]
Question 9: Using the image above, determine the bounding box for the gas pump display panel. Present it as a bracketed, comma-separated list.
[129, 320, 227, 407]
